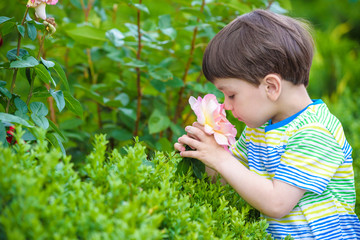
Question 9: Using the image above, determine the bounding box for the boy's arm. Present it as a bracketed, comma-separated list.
[206, 166, 227, 184]
[216, 153, 305, 218]
[175, 125, 305, 219]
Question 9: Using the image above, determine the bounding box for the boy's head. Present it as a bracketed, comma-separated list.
[202, 9, 314, 87]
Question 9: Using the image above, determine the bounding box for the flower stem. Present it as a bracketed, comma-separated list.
[6, 7, 29, 113]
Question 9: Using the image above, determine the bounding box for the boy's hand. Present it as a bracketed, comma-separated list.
[174, 122, 231, 170]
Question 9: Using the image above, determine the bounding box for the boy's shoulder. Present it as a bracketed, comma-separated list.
[288, 100, 341, 134]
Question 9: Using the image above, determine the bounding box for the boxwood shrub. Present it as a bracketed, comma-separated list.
[0, 128, 281, 239]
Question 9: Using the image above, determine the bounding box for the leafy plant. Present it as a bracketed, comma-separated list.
[0, 127, 276, 239]
[0, 2, 82, 154]
[176, 145, 205, 179]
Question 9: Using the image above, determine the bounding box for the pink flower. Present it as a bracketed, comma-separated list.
[27, 0, 58, 20]
[189, 94, 237, 147]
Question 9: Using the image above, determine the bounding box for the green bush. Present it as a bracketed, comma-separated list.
[0, 128, 275, 239]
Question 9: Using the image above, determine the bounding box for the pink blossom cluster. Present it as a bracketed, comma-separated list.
[27, 0, 58, 7]
[189, 94, 237, 148]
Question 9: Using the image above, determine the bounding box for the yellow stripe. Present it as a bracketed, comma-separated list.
[281, 155, 335, 178]
[300, 125, 332, 135]
[285, 151, 339, 170]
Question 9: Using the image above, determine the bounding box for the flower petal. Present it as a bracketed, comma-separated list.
[214, 132, 229, 145]
[35, 3, 47, 20]
[204, 124, 214, 134]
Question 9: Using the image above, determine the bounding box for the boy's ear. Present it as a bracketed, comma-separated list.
[263, 74, 282, 101]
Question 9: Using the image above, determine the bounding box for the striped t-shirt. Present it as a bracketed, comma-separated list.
[230, 99, 360, 239]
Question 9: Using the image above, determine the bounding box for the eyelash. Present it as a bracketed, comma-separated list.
[228, 95, 235, 99]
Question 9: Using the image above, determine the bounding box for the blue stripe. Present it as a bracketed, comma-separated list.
[274, 165, 329, 194]
[265, 99, 323, 132]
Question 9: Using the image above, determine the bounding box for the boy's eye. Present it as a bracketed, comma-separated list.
[228, 95, 235, 99]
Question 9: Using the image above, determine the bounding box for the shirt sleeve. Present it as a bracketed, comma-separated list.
[230, 127, 249, 168]
[274, 123, 344, 194]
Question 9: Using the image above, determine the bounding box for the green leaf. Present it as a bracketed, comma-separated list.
[149, 67, 173, 81]
[159, 14, 172, 29]
[119, 107, 136, 121]
[32, 86, 51, 98]
[109, 129, 133, 141]
[30, 102, 48, 117]
[63, 91, 83, 118]
[277, 0, 292, 10]
[10, 56, 39, 68]
[17, 24, 25, 37]
[0, 16, 13, 25]
[0, 122, 8, 147]
[53, 61, 70, 91]
[14, 97, 29, 120]
[180, 145, 205, 179]
[14, 97, 28, 114]
[48, 120, 66, 142]
[49, 89, 65, 112]
[0, 87, 12, 99]
[27, 22, 37, 40]
[41, 57, 55, 68]
[1, 21, 16, 36]
[150, 79, 166, 93]
[31, 114, 49, 129]
[179, 7, 205, 20]
[133, 3, 150, 14]
[105, 28, 125, 47]
[148, 109, 170, 134]
[46, 132, 66, 156]
[22, 128, 36, 141]
[124, 59, 147, 68]
[6, 48, 29, 61]
[25, 67, 32, 85]
[192, 158, 205, 179]
[167, 76, 184, 88]
[65, 25, 107, 46]
[0, 113, 32, 127]
[175, 158, 191, 176]
[115, 93, 129, 106]
[0, 62, 10, 69]
[226, 3, 252, 14]
[14, 110, 29, 121]
[27, 19, 45, 31]
[158, 15, 177, 40]
[34, 64, 56, 86]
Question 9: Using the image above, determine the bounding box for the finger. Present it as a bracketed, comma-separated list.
[183, 125, 200, 141]
[179, 148, 200, 159]
[178, 134, 201, 150]
[174, 142, 185, 152]
[185, 126, 207, 141]
[192, 122, 204, 129]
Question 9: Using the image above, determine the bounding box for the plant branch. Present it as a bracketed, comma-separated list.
[6, 7, 29, 113]
[80, 0, 94, 22]
[169, 0, 205, 138]
[134, 0, 143, 136]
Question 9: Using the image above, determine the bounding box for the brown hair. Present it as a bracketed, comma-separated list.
[202, 9, 314, 86]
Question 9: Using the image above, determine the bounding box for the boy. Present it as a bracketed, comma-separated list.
[174, 9, 360, 239]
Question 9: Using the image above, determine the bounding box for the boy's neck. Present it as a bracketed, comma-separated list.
[271, 82, 312, 124]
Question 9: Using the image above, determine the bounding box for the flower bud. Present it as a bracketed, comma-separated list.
[35, 2, 47, 20]
[43, 18, 56, 35]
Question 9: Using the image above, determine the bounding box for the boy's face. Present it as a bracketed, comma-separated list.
[214, 78, 274, 128]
